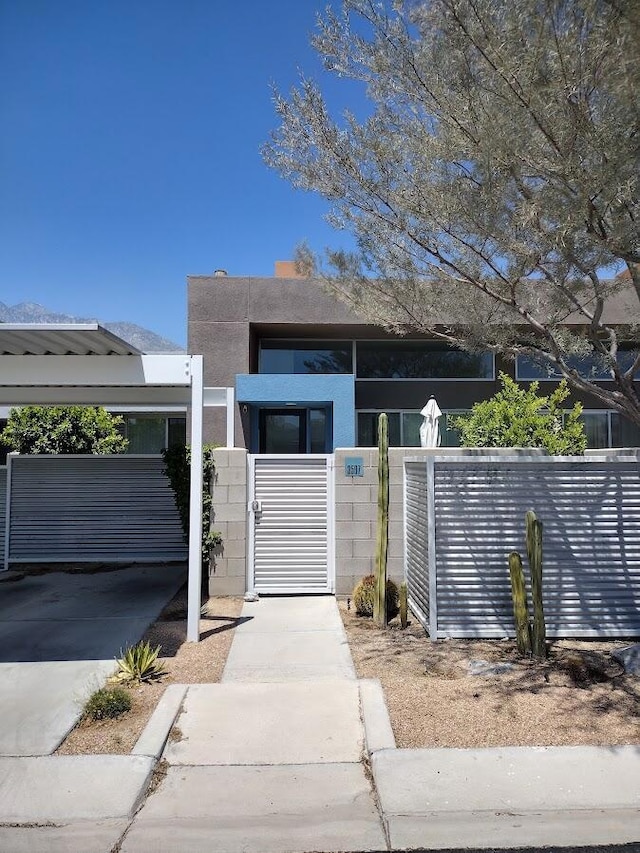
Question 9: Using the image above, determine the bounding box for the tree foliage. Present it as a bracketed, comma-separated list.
[0, 406, 127, 455]
[452, 373, 587, 454]
[264, 0, 640, 424]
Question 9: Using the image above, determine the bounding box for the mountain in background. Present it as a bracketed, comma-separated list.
[0, 302, 185, 353]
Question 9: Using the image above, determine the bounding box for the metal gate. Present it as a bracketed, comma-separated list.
[247, 454, 335, 594]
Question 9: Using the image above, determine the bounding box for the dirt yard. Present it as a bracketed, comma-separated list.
[340, 602, 640, 749]
[57, 588, 243, 755]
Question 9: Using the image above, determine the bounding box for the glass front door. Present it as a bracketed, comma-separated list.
[259, 409, 306, 453]
[258, 407, 328, 454]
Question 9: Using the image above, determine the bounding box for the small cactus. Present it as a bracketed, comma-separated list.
[399, 581, 408, 628]
[526, 510, 546, 659]
[508, 551, 531, 655]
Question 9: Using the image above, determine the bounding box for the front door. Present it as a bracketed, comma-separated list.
[258, 407, 328, 454]
[259, 409, 306, 454]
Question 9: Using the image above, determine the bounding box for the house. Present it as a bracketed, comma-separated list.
[188, 262, 640, 452]
[187, 263, 640, 601]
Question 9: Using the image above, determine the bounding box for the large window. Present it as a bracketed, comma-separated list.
[356, 341, 494, 379]
[578, 411, 640, 449]
[259, 340, 352, 374]
[357, 410, 469, 446]
[357, 409, 640, 448]
[516, 350, 638, 381]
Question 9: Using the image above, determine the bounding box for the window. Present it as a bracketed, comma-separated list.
[259, 340, 352, 374]
[121, 415, 187, 454]
[356, 341, 494, 379]
[357, 410, 469, 446]
[610, 413, 640, 447]
[516, 350, 638, 381]
[357, 412, 401, 446]
[579, 412, 609, 449]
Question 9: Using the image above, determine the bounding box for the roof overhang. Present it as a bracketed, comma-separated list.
[0, 324, 142, 356]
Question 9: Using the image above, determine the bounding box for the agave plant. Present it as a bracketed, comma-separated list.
[114, 640, 166, 683]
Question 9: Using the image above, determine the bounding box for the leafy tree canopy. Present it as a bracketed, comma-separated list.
[0, 406, 128, 455]
[264, 0, 640, 424]
[452, 373, 587, 454]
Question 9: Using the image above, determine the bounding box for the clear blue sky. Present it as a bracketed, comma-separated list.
[0, 0, 352, 346]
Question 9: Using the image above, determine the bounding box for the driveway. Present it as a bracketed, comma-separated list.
[0, 563, 186, 756]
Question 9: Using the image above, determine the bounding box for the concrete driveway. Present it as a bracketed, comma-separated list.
[0, 564, 186, 756]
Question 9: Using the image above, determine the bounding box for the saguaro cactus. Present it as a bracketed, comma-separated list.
[508, 551, 531, 655]
[526, 510, 546, 659]
[374, 413, 389, 628]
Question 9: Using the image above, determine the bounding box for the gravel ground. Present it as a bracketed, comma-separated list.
[340, 603, 640, 749]
[57, 589, 243, 755]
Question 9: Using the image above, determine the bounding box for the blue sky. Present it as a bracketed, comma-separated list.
[0, 0, 352, 346]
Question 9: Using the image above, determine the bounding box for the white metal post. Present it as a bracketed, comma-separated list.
[426, 456, 438, 639]
[187, 355, 204, 642]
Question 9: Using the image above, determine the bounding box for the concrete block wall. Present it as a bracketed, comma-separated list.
[334, 447, 445, 596]
[209, 448, 248, 596]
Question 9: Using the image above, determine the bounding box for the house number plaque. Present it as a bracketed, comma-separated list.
[344, 457, 364, 478]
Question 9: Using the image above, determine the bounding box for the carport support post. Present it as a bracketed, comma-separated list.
[187, 355, 204, 642]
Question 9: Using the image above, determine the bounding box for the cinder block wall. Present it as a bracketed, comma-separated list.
[334, 447, 444, 596]
[209, 448, 248, 596]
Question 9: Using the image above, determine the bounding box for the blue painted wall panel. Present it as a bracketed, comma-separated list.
[236, 373, 355, 449]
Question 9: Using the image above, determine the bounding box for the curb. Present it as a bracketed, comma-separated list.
[132, 684, 188, 759]
[359, 678, 396, 754]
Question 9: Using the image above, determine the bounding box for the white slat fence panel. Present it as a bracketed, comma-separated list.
[404, 456, 640, 639]
[252, 455, 331, 593]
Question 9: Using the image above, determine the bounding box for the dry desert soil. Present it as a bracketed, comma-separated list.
[339, 602, 640, 749]
[58, 589, 639, 754]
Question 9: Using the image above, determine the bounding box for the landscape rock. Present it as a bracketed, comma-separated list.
[611, 644, 640, 675]
[467, 659, 515, 677]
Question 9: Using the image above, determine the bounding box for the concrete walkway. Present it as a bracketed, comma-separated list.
[121, 595, 388, 852]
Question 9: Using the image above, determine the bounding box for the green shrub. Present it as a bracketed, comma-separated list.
[451, 373, 587, 455]
[0, 405, 128, 455]
[114, 640, 166, 683]
[84, 686, 132, 721]
[353, 574, 399, 619]
[162, 444, 222, 572]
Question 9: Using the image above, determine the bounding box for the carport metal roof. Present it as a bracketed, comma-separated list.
[0, 324, 233, 642]
[0, 324, 142, 356]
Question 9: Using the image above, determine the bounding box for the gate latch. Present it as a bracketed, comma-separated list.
[248, 499, 262, 513]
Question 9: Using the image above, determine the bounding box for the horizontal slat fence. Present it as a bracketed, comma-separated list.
[5, 454, 187, 564]
[404, 455, 640, 638]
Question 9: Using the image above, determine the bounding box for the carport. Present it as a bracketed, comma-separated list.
[0, 324, 234, 641]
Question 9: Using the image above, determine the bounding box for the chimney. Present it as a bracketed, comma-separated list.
[275, 260, 305, 279]
[213, 269, 228, 277]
